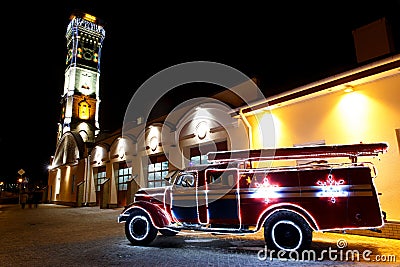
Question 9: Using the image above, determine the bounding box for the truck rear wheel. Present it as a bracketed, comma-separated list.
[125, 209, 158, 246]
[264, 210, 312, 252]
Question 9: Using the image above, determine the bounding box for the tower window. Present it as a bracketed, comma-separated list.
[78, 98, 91, 120]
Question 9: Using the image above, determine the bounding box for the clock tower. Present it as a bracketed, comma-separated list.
[58, 11, 106, 143]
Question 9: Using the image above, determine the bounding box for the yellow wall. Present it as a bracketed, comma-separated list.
[48, 162, 86, 204]
[249, 73, 400, 221]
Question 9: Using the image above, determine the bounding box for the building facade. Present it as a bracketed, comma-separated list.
[48, 12, 105, 205]
[48, 13, 400, 239]
[238, 55, 400, 239]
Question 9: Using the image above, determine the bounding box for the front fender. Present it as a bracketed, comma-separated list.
[117, 201, 171, 228]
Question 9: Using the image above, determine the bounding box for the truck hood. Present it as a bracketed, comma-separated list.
[134, 187, 169, 202]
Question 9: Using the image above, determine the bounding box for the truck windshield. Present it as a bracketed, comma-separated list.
[175, 173, 195, 187]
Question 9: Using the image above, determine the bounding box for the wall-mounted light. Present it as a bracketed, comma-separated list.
[149, 136, 158, 151]
[118, 141, 125, 159]
[344, 85, 354, 93]
[196, 121, 209, 140]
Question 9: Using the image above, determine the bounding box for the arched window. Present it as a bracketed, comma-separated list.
[78, 98, 91, 120]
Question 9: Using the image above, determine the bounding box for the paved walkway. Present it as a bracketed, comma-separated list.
[1, 204, 399, 266]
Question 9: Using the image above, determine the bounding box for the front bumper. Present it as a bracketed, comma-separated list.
[117, 213, 129, 223]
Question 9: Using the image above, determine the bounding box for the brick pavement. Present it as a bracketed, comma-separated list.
[1, 204, 399, 266]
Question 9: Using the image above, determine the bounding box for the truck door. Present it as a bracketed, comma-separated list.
[170, 172, 199, 224]
[202, 169, 240, 227]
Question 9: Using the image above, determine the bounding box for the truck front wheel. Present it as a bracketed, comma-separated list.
[125, 209, 158, 246]
[264, 210, 312, 252]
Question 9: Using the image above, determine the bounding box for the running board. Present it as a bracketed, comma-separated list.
[166, 225, 255, 234]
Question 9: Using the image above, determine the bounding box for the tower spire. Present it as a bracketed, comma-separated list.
[57, 11, 106, 143]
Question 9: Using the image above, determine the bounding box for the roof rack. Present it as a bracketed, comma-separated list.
[207, 142, 388, 163]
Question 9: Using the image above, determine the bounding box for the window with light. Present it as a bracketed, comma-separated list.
[94, 167, 106, 191]
[189, 141, 227, 166]
[118, 163, 131, 191]
[147, 154, 169, 188]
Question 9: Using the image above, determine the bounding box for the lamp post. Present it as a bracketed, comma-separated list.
[0, 181, 3, 198]
[17, 178, 23, 204]
[17, 169, 25, 204]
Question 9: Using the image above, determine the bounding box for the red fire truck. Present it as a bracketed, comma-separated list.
[117, 142, 388, 252]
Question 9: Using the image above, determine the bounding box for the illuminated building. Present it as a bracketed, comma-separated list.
[47, 14, 400, 239]
[234, 55, 400, 239]
[59, 11, 105, 142]
[48, 11, 106, 206]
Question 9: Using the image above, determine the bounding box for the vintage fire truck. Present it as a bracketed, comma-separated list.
[117, 142, 388, 252]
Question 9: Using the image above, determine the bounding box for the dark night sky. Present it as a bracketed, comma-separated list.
[1, 1, 400, 184]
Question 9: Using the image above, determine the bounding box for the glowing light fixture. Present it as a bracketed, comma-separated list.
[196, 121, 209, 140]
[118, 139, 126, 159]
[343, 85, 354, 93]
[149, 136, 158, 151]
[83, 13, 96, 23]
[253, 176, 280, 203]
[316, 174, 348, 203]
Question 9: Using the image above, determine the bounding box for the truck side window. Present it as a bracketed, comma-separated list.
[207, 170, 237, 187]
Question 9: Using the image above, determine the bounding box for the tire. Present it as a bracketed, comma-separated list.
[264, 210, 312, 252]
[125, 209, 158, 246]
[159, 228, 180, 236]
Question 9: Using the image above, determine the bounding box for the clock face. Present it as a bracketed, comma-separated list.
[76, 37, 100, 69]
[82, 48, 94, 61]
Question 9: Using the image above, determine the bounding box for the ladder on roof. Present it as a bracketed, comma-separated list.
[207, 142, 388, 163]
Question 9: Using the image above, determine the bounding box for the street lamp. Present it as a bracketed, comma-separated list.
[17, 178, 23, 204]
[17, 169, 26, 205]
[0, 181, 3, 198]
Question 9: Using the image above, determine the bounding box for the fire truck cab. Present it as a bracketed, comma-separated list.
[118, 142, 388, 252]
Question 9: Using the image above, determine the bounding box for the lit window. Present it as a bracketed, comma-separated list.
[189, 141, 227, 166]
[118, 164, 131, 191]
[147, 155, 169, 188]
[94, 167, 106, 191]
[78, 99, 91, 120]
[190, 155, 208, 165]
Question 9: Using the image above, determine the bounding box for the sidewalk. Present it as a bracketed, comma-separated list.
[1, 204, 399, 266]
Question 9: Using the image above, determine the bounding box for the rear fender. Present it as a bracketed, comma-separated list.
[122, 201, 171, 228]
[256, 203, 319, 232]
